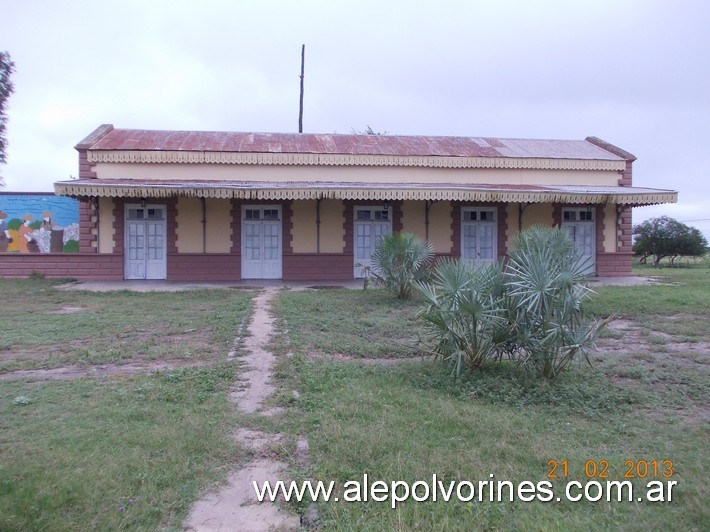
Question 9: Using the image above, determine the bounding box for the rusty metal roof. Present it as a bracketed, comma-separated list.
[78, 125, 629, 161]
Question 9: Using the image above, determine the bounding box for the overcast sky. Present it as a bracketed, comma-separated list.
[1, 0, 708, 237]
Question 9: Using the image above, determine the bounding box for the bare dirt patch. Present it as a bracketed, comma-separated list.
[230, 289, 280, 414]
[0, 329, 217, 370]
[599, 317, 710, 364]
[184, 459, 296, 531]
[0, 359, 210, 381]
[306, 352, 426, 365]
[45, 306, 86, 315]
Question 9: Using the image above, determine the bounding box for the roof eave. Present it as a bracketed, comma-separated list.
[585, 136, 637, 162]
[53, 180, 678, 206]
[75, 124, 114, 151]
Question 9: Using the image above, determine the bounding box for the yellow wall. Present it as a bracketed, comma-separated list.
[506, 203, 555, 251]
[176, 198, 232, 253]
[401, 201, 426, 240]
[291, 200, 317, 253]
[401, 200, 455, 252]
[428, 201, 452, 253]
[522, 203, 553, 229]
[506, 203, 520, 251]
[94, 162, 621, 187]
[320, 200, 344, 253]
[205, 199, 232, 253]
[98, 197, 115, 253]
[176, 198, 202, 252]
[290, 199, 344, 253]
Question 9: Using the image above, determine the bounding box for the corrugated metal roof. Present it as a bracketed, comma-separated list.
[79, 126, 628, 161]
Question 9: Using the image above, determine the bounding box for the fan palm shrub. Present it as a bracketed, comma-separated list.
[416, 259, 506, 376]
[504, 225, 609, 378]
[370, 232, 434, 299]
[415, 226, 609, 379]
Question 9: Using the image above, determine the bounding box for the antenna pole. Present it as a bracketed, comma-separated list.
[298, 44, 305, 133]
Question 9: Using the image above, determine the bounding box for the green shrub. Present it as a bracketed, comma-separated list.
[505, 226, 610, 378]
[369, 232, 434, 299]
[416, 259, 506, 375]
[416, 226, 609, 379]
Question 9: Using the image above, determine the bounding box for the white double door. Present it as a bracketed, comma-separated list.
[241, 206, 282, 279]
[125, 204, 167, 280]
[354, 206, 392, 278]
[561, 208, 596, 275]
[461, 207, 497, 268]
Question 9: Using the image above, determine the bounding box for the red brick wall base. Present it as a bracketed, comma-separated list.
[0, 254, 123, 280]
[167, 254, 241, 281]
[1, 251, 636, 281]
[283, 253, 354, 281]
[596, 252, 634, 277]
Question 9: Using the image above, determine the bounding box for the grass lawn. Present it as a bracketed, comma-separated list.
[1, 267, 708, 530]
[0, 279, 253, 530]
[274, 266, 709, 530]
[0, 279, 253, 372]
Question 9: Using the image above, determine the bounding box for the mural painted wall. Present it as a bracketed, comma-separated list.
[0, 194, 80, 253]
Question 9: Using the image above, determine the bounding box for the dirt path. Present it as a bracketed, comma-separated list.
[229, 288, 280, 414]
[184, 288, 300, 531]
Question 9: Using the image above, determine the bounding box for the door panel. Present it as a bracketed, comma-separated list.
[241, 207, 282, 279]
[124, 205, 166, 280]
[126, 221, 146, 279]
[353, 207, 392, 278]
[561, 209, 596, 275]
[461, 208, 497, 268]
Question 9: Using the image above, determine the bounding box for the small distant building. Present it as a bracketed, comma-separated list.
[6, 124, 680, 280]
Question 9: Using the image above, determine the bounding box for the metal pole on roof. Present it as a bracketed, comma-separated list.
[298, 45, 305, 133]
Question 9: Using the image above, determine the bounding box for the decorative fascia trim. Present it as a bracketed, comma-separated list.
[54, 182, 677, 206]
[87, 150, 627, 171]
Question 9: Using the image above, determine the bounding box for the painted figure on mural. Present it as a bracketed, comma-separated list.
[41, 210, 54, 230]
[0, 210, 10, 252]
[18, 214, 35, 253]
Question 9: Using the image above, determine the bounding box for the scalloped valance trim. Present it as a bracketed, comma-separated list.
[54, 181, 677, 206]
[86, 150, 627, 171]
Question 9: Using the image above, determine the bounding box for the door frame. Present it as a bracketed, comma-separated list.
[353, 205, 392, 278]
[124, 203, 167, 280]
[561, 207, 596, 275]
[460, 206, 498, 268]
[240, 204, 283, 279]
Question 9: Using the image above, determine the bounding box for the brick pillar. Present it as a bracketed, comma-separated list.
[165, 199, 178, 254]
[498, 203, 507, 257]
[230, 199, 241, 254]
[79, 198, 98, 253]
[450, 203, 461, 257]
[282, 200, 293, 254]
[392, 200, 403, 233]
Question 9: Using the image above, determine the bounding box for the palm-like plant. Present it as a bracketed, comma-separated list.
[415, 226, 609, 380]
[370, 232, 434, 299]
[416, 259, 505, 375]
[505, 225, 608, 378]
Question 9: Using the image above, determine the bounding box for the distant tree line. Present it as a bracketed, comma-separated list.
[633, 216, 708, 267]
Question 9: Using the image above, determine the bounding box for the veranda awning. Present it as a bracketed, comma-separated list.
[54, 179, 677, 206]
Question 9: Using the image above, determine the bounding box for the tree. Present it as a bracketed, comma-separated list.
[633, 216, 708, 267]
[0, 51, 15, 184]
[351, 125, 389, 135]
